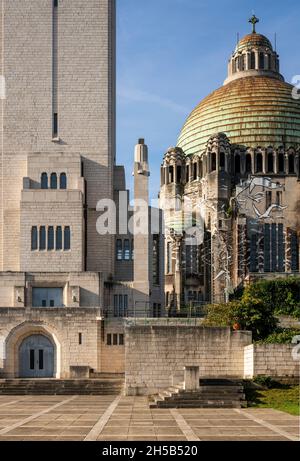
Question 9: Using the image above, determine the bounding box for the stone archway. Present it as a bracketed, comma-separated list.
[19, 334, 55, 378]
[4, 323, 61, 379]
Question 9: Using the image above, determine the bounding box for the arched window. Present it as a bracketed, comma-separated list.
[256, 153, 263, 173]
[48, 226, 54, 250]
[60, 173, 67, 189]
[41, 173, 48, 189]
[31, 227, 38, 250]
[220, 152, 225, 169]
[193, 163, 197, 180]
[246, 154, 252, 173]
[56, 226, 62, 250]
[64, 226, 71, 250]
[211, 153, 216, 172]
[266, 54, 271, 70]
[267, 153, 274, 173]
[235, 154, 241, 174]
[250, 52, 256, 69]
[176, 165, 182, 183]
[278, 153, 285, 173]
[169, 165, 174, 183]
[39, 226, 46, 251]
[50, 173, 57, 189]
[259, 52, 265, 69]
[289, 155, 295, 174]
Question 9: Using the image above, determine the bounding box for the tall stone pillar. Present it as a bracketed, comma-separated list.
[133, 139, 151, 316]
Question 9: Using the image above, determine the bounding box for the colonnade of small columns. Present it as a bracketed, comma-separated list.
[228, 49, 279, 78]
[161, 147, 300, 187]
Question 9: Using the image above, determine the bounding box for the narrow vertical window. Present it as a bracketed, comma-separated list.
[79, 333, 82, 345]
[50, 173, 57, 189]
[64, 226, 71, 250]
[256, 153, 263, 173]
[31, 226, 38, 250]
[271, 223, 277, 272]
[39, 226, 46, 251]
[113, 334, 118, 346]
[124, 239, 130, 260]
[278, 153, 285, 173]
[264, 224, 271, 272]
[211, 153, 216, 172]
[277, 224, 285, 272]
[119, 295, 123, 317]
[289, 155, 295, 174]
[186, 165, 190, 182]
[259, 52, 265, 69]
[30, 350, 35, 370]
[48, 226, 54, 250]
[246, 154, 252, 173]
[152, 235, 160, 285]
[41, 173, 48, 189]
[53, 113, 58, 138]
[107, 334, 112, 346]
[267, 153, 274, 173]
[54, 0, 58, 7]
[119, 334, 124, 346]
[56, 226, 62, 250]
[193, 163, 197, 180]
[124, 295, 128, 317]
[235, 154, 241, 173]
[116, 239, 123, 260]
[60, 173, 67, 189]
[39, 350, 44, 370]
[113, 295, 118, 317]
[131, 239, 134, 260]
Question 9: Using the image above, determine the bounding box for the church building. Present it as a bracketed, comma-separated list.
[160, 16, 300, 314]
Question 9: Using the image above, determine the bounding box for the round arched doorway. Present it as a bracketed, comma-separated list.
[19, 335, 55, 378]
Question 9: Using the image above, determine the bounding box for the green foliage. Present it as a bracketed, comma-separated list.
[257, 328, 300, 344]
[242, 278, 300, 318]
[253, 376, 278, 388]
[235, 294, 279, 341]
[202, 302, 238, 327]
[204, 298, 278, 340]
[203, 278, 300, 340]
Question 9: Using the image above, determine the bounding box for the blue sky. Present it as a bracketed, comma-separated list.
[116, 0, 300, 200]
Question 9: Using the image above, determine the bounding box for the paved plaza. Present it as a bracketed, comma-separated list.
[0, 395, 298, 441]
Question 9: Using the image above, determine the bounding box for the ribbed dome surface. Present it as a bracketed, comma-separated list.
[177, 76, 300, 155]
[235, 33, 273, 52]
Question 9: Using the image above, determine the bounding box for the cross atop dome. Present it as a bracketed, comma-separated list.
[249, 14, 259, 33]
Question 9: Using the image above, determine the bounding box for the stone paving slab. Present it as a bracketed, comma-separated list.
[0, 395, 298, 441]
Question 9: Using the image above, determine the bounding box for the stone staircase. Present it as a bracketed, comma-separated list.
[149, 379, 247, 408]
[0, 377, 124, 395]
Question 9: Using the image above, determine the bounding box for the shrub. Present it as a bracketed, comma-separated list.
[257, 328, 300, 344]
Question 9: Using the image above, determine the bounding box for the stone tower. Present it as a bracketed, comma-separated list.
[0, 0, 116, 274]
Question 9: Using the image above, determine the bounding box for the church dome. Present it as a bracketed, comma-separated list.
[235, 33, 273, 53]
[177, 21, 300, 155]
[177, 76, 300, 155]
